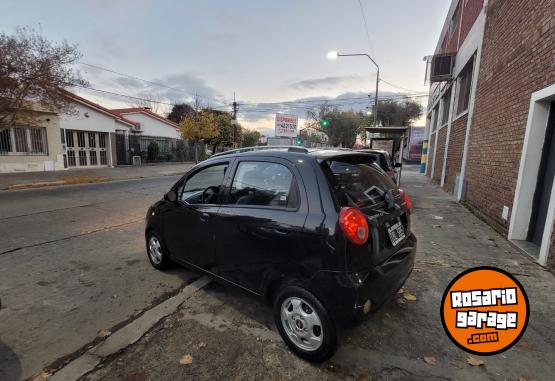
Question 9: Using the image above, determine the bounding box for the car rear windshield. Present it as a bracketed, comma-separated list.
[360, 151, 392, 171]
[320, 155, 397, 208]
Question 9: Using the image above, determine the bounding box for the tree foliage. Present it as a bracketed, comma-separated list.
[0, 27, 87, 128]
[167, 103, 195, 124]
[241, 129, 261, 148]
[306, 104, 365, 148]
[179, 110, 219, 142]
[374, 99, 423, 127]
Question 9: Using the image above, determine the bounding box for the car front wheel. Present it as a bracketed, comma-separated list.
[146, 232, 172, 270]
[273, 285, 337, 362]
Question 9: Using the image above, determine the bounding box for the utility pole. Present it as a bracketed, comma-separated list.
[232, 92, 238, 148]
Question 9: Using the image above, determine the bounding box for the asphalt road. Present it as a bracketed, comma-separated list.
[0, 176, 196, 381]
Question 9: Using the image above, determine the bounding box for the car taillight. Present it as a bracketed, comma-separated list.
[399, 189, 412, 214]
[339, 207, 369, 245]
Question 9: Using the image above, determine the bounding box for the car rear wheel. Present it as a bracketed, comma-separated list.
[273, 285, 337, 362]
[146, 232, 172, 270]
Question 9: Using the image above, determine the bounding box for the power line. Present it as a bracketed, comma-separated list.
[356, 0, 375, 58]
[73, 84, 230, 112]
[78, 61, 219, 103]
[380, 78, 424, 94]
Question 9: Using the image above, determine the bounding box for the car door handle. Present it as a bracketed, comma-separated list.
[200, 213, 210, 222]
[273, 228, 289, 235]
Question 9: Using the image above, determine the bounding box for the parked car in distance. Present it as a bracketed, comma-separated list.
[145, 146, 416, 362]
[356, 148, 400, 183]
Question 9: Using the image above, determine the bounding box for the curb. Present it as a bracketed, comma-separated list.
[48, 276, 211, 381]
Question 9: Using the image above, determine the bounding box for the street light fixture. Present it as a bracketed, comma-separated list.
[326, 51, 379, 127]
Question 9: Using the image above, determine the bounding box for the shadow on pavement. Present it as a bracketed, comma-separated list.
[0, 340, 22, 381]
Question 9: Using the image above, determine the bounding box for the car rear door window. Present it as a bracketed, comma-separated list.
[180, 163, 228, 204]
[321, 156, 396, 208]
[228, 161, 299, 209]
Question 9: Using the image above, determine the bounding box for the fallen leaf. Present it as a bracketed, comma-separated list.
[466, 356, 484, 366]
[30, 370, 52, 381]
[98, 329, 111, 338]
[111, 294, 118, 299]
[179, 354, 193, 365]
[163, 323, 174, 330]
[432, 224, 441, 228]
[324, 364, 336, 373]
[403, 292, 417, 301]
[423, 356, 437, 365]
[397, 287, 406, 294]
[198, 342, 207, 348]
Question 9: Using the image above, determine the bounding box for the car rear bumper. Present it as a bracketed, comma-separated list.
[309, 233, 416, 324]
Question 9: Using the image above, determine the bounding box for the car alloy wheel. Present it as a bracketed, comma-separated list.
[148, 236, 163, 265]
[280, 296, 323, 351]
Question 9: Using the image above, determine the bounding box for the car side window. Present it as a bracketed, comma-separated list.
[228, 161, 299, 209]
[179, 163, 228, 205]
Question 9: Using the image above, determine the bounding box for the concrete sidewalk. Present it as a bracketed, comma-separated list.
[59, 165, 555, 381]
[0, 163, 195, 190]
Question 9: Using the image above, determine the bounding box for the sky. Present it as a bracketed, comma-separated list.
[1, 0, 450, 136]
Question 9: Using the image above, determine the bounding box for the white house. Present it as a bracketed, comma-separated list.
[59, 92, 137, 169]
[110, 108, 181, 139]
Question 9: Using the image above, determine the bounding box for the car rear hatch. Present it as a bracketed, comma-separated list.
[319, 154, 411, 271]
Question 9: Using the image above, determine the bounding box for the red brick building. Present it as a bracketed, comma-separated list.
[424, 0, 555, 271]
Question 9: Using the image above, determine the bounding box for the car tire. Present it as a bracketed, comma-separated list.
[273, 285, 337, 363]
[146, 231, 173, 270]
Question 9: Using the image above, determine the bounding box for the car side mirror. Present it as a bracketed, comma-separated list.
[164, 190, 178, 202]
[394, 163, 402, 168]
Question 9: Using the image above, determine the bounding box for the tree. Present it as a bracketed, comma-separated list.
[167, 103, 195, 124]
[241, 129, 261, 148]
[179, 110, 219, 142]
[0, 27, 87, 128]
[374, 99, 423, 127]
[208, 111, 242, 153]
[306, 105, 365, 148]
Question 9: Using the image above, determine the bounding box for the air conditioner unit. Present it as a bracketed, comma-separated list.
[131, 123, 142, 132]
[430, 53, 455, 83]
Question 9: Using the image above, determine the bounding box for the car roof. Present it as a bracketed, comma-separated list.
[208, 146, 375, 162]
[356, 148, 389, 156]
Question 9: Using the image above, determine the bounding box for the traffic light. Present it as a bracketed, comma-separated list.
[319, 118, 329, 129]
[295, 137, 303, 146]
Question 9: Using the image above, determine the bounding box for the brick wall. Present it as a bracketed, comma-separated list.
[459, 0, 485, 48]
[433, 127, 447, 184]
[426, 132, 436, 177]
[464, 0, 555, 236]
[444, 115, 468, 193]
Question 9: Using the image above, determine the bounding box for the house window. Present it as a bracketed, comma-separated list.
[29, 128, 46, 153]
[99, 134, 106, 148]
[67, 150, 76, 166]
[77, 131, 86, 148]
[440, 88, 452, 126]
[0, 127, 48, 155]
[431, 105, 440, 132]
[66, 130, 74, 147]
[456, 58, 474, 115]
[0, 128, 11, 154]
[90, 150, 98, 165]
[89, 133, 96, 148]
[100, 150, 107, 165]
[78, 150, 87, 166]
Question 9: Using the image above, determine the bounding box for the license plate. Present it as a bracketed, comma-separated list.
[387, 221, 405, 246]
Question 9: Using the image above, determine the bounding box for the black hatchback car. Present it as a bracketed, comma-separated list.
[145, 147, 416, 362]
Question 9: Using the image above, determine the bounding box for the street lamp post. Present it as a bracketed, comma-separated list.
[327, 51, 379, 127]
